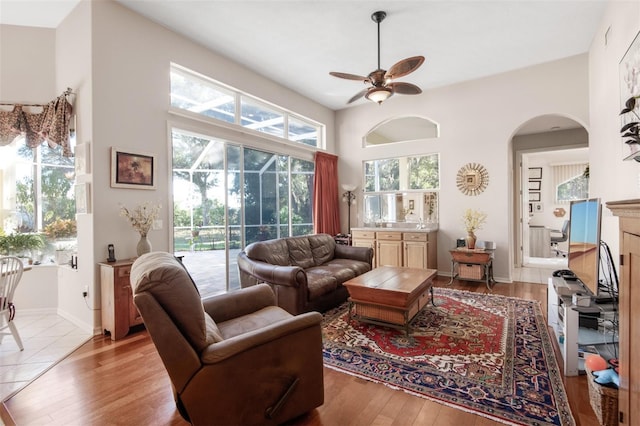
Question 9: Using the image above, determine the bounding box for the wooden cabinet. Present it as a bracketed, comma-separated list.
[352, 230, 377, 268]
[606, 200, 640, 426]
[352, 229, 438, 270]
[403, 232, 438, 269]
[376, 231, 403, 267]
[99, 259, 143, 341]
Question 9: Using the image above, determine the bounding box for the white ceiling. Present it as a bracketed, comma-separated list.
[0, 0, 607, 117]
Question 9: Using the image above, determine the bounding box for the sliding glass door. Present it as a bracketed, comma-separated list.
[171, 129, 313, 296]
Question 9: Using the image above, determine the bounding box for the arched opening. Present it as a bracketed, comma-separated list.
[364, 116, 439, 147]
[510, 114, 588, 273]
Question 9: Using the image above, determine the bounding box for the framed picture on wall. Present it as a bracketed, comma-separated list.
[529, 191, 541, 202]
[528, 180, 541, 191]
[74, 142, 91, 175]
[528, 167, 542, 180]
[110, 147, 156, 189]
[75, 183, 91, 214]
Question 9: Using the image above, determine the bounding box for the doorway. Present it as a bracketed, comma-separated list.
[511, 115, 588, 270]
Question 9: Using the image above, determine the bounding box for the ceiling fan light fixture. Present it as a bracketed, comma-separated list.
[366, 87, 393, 104]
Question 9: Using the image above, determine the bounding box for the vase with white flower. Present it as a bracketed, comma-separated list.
[462, 208, 487, 249]
[120, 202, 161, 256]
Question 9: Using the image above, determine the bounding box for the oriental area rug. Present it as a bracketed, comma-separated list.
[322, 288, 575, 426]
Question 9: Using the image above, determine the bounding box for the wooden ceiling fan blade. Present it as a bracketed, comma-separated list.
[330, 71, 370, 82]
[385, 56, 425, 80]
[347, 89, 368, 104]
[387, 82, 422, 95]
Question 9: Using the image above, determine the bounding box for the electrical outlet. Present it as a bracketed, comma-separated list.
[83, 285, 89, 298]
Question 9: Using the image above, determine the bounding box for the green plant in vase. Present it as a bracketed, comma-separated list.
[0, 232, 45, 258]
[620, 95, 640, 162]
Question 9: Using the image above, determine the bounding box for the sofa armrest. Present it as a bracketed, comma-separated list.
[203, 284, 275, 323]
[200, 311, 323, 364]
[335, 244, 373, 265]
[237, 252, 307, 288]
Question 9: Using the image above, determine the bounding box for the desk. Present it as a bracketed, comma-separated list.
[448, 248, 495, 290]
[529, 226, 551, 257]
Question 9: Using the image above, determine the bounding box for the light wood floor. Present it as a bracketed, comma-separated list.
[1, 277, 600, 426]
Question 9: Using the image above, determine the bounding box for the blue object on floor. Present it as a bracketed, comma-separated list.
[593, 368, 619, 387]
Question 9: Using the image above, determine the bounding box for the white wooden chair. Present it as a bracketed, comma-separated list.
[0, 256, 24, 350]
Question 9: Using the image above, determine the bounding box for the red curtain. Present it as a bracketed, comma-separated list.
[313, 151, 340, 235]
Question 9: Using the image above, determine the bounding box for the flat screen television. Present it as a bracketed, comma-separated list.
[567, 198, 602, 296]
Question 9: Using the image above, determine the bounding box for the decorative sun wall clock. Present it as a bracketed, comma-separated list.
[456, 163, 489, 196]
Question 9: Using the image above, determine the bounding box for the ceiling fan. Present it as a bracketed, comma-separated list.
[330, 11, 425, 105]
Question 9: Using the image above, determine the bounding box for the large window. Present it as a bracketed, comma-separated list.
[0, 138, 76, 262]
[171, 129, 314, 294]
[364, 154, 440, 192]
[553, 163, 589, 203]
[170, 63, 324, 148]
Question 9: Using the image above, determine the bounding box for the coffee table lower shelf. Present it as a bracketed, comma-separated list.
[348, 287, 434, 335]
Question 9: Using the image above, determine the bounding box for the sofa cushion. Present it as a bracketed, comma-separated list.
[308, 234, 336, 266]
[309, 264, 356, 285]
[217, 305, 291, 339]
[324, 258, 372, 277]
[131, 252, 222, 351]
[305, 268, 338, 300]
[286, 236, 315, 269]
[245, 238, 290, 266]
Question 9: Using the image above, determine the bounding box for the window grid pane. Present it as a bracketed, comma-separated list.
[170, 64, 324, 148]
[240, 97, 284, 138]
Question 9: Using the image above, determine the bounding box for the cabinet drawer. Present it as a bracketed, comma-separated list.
[117, 266, 132, 279]
[376, 232, 402, 241]
[403, 232, 427, 242]
[352, 230, 375, 239]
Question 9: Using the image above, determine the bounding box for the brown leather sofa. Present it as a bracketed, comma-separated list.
[237, 233, 373, 315]
[131, 252, 324, 426]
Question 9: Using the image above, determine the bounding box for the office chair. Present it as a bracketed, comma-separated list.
[550, 220, 569, 257]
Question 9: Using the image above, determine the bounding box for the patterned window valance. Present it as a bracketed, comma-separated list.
[0, 89, 74, 157]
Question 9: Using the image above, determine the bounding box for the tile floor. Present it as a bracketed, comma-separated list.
[0, 255, 566, 404]
[515, 256, 568, 284]
[0, 312, 91, 401]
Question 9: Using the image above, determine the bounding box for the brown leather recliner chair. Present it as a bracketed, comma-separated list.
[131, 252, 324, 426]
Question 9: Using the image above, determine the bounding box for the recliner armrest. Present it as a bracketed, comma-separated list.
[203, 284, 276, 323]
[200, 311, 322, 364]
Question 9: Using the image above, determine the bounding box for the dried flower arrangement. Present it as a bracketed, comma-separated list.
[119, 202, 161, 237]
[462, 208, 487, 236]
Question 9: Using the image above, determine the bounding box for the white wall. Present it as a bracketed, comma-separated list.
[0, 25, 56, 101]
[588, 1, 640, 264]
[88, 0, 336, 265]
[336, 55, 590, 282]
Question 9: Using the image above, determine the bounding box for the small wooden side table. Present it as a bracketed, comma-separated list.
[99, 258, 143, 340]
[448, 248, 495, 290]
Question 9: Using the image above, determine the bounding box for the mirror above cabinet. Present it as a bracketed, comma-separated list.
[363, 191, 438, 228]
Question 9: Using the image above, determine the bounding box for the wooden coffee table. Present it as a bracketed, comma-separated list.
[343, 266, 438, 335]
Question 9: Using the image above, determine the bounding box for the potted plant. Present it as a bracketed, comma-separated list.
[0, 232, 45, 260]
